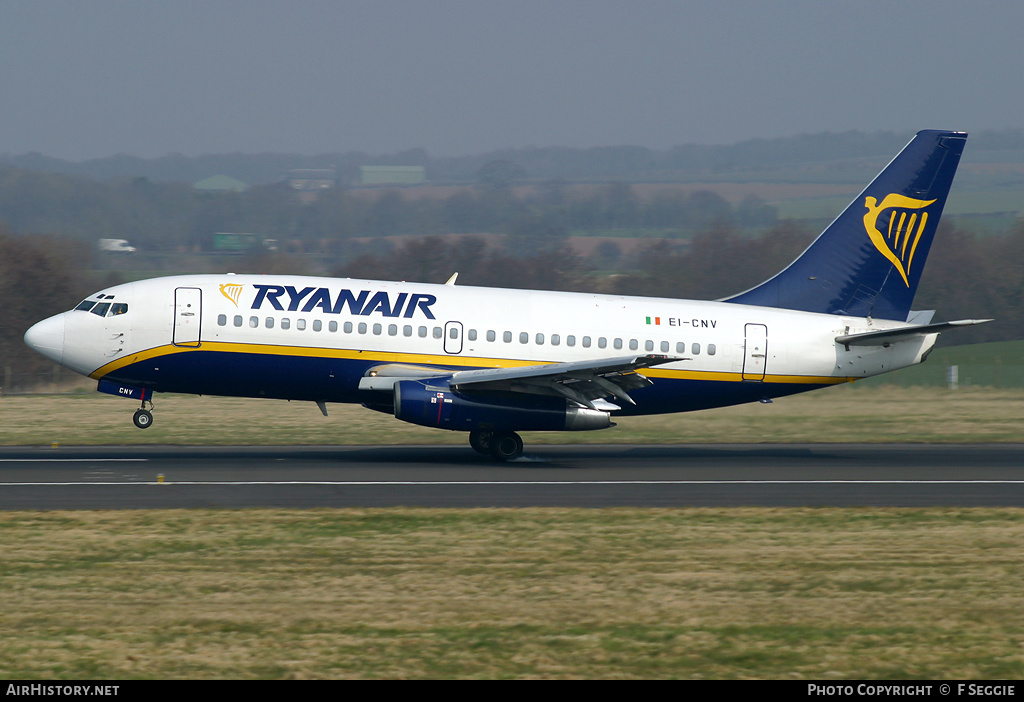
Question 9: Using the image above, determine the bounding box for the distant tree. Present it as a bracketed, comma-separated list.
[0, 229, 94, 389]
[477, 160, 526, 190]
[735, 194, 779, 228]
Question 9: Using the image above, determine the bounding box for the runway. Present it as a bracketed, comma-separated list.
[1, 443, 1022, 509]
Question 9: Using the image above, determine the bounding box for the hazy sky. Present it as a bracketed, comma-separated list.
[2, 0, 1021, 160]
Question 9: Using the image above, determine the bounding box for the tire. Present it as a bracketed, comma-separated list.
[133, 409, 153, 429]
[490, 432, 523, 461]
[469, 430, 495, 455]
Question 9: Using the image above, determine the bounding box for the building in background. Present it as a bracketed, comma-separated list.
[359, 165, 426, 186]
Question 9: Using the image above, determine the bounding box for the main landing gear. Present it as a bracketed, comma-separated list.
[133, 399, 155, 429]
[469, 430, 524, 461]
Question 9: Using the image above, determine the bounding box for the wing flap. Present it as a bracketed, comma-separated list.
[451, 354, 681, 409]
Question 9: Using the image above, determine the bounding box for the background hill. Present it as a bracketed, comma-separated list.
[1, 130, 1021, 391]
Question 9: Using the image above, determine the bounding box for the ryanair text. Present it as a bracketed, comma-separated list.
[251, 285, 436, 319]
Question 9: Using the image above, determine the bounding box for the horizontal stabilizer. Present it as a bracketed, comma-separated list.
[835, 319, 992, 347]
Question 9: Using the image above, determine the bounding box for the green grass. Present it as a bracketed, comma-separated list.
[1, 384, 1023, 446]
[860, 340, 1024, 388]
[1, 507, 1022, 679]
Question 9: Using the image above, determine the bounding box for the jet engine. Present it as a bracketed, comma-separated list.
[392, 378, 612, 432]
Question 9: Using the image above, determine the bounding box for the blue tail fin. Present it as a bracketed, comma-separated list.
[724, 130, 967, 321]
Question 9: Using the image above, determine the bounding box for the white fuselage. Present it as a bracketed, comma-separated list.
[30, 274, 936, 416]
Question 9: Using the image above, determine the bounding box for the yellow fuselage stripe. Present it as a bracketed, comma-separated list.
[90, 341, 850, 386]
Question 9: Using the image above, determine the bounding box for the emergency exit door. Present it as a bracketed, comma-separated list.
[444, 321, 463, 354]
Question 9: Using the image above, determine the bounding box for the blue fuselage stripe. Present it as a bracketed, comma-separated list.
[102, 348, 828, 416]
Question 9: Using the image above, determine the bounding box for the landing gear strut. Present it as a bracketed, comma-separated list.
[469, 430, 524, 461]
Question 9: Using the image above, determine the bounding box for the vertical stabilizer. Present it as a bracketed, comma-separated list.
[724, 130, 967, 320]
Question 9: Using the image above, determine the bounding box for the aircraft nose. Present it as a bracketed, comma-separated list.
[24, 314, 66, 365]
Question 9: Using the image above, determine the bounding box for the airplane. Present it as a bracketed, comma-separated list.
[24, 129, 989, 460]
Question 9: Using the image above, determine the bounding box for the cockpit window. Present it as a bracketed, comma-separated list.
[75, 300, 96, 312]
[109, 303, 128, 316]
[91, 302, 111, 317]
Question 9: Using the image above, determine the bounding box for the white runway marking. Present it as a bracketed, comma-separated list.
[0, 459, 147, 462]
[1, 479, 1023, 487]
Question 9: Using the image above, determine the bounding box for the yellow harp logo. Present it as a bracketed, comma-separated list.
[863, 194, 936, 287]
[219, 283, 245, 307]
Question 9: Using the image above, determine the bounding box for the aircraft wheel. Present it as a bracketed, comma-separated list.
[133, 409, 154, 429]
[490, 432, 523, 461]
[469, 430, 495, 455]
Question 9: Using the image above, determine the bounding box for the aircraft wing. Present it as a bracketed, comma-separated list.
[835, 319, 992, 347]
[359, 354, 682, 410]
[449, 354, 682, 409]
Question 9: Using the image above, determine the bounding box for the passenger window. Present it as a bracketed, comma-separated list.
[282, 318, 290, 330]
[503, 331, 512, 343]
[598, 337, 607, 349]
[519, 332, 528, 344]
[404, 325, 413, 337]
[297, 319, 306, 331]
[551, 334, 560, 346]
[487, 330, 496, 342]
[661, 341, 669, 353]
[567, 335, 576, 347]
[536, 333, 544, 345]
[629, 339, 638, 351]
[708, 343, 716, 355]
[583, 336, 592, 348]
[91, 302, 111, 317]
[388, 324, 397, 336]
[676, 342, 686, 353]
[345, 321, 353, 333]
[249, 316, 259, 328]
[358, 323, 367, 334]
[645, 340, 654, 352]
[418, 326, 427, 338]
[448, 327, 458, 339]
[233, 315, 243, 327]
[373, 323, 382, 335]
[217, 314, 227, 326]
[313, 320, 323, 332]
[692, 343, 700, 354]
[265, 317, 275, 329]
[433, 327, 442, 339]
[468, 329, 477, 341]
[614, 338, 623, 350]
[329, 321, 338, 332]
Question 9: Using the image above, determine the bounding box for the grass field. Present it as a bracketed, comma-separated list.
[2, 385, 1023, 679]
[2, 384, 1023, 447]
[1, 507, 1022, 679]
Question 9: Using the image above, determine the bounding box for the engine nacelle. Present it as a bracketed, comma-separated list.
[393, 378, 612, 432]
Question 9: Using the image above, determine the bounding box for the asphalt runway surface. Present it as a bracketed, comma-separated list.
[0, 443, 1022, 509]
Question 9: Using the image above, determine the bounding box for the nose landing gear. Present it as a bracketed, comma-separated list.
[133, 399, 154, 429]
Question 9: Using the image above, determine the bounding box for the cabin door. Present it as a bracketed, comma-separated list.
[173, 287, 202, 347]
[742, 323, 767, 381]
